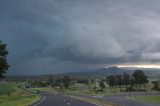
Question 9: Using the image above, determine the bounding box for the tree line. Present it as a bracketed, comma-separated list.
[106, 70, 148, 87]
[11, 71, 160, 92]
[28, 76, 71, 89]
[98, 70, 149, 91]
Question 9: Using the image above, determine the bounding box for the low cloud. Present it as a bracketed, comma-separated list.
[1, 0, 160, 74]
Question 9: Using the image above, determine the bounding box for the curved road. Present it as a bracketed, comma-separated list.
[34, 93, 98, 106]
[71, 92, 160, 106]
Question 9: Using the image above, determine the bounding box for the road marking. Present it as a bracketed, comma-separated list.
[34, 96, 46, 106]
[84, 100, 103, 106]
[65, 95, 102, 106]
[67, 103, 71, 105]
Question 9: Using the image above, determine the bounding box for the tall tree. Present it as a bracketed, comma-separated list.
[62, 76, 70, 89]
[0, 41, 9, 79]
[106, 75, 116, 87]
[132, 70, 148, 85]
[99, 80, 105, 91]
[48, 75, 54, 87]
[123, 73, 130, 87]
[116, 74, 123, 87]
[152, 81, 160, 91]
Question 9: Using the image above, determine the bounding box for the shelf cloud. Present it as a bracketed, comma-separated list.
[1, 0, 160, 75]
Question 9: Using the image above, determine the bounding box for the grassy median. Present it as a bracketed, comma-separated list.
[134, 95, 160, 104]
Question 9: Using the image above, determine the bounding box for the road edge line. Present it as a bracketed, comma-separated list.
[64, 95, 104, 106]
[33, 96, 46, 106]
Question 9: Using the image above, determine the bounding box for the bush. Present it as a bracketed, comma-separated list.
[126, 86, 136, 91]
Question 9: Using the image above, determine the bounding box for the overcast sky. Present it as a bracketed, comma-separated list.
[1, 0, 160, 75]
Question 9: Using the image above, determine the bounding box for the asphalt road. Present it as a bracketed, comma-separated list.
[72, 92, 160, 106]
[34, 93, 98, 106]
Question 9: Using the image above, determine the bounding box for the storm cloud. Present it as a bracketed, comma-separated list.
[1, 0, 160, 75]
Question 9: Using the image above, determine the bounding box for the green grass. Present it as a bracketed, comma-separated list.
[31, 87, 54, 92]
[34, 82, 154, 96]
[0, 83, 16, 95]
[62, 84, 125, 96]
[0, 95, 39, 106]
[0, 82, 40, 106]
[134, 96, 160, 104]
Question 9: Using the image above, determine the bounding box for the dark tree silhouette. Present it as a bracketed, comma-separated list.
[152, 81, 160, 91]
[99, 80, 105, 91]
[106, 75, 116, 87]
[123, 73, 130, 87]
[55, 78, 63, 89]
[116, 74, 123, 87]
[0, 41, 9, 79]
[62, 76, 70, 89]
[132, 70, 148, 85]
[47, 75, 54, 87]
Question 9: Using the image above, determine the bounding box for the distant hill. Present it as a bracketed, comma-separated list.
[56, 66, 160, 79]
[55, 66, 134, 78]
[6, 66, 160, 80]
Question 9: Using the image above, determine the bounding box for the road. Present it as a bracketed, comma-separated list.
[34, 93, 98, 106]
[72, 92, 160, 106]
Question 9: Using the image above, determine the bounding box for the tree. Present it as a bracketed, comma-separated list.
[47, 75, 54, 87]
[116, 75, 123, 87]
[62, 76, 70, 89]
[99, 80, 105, 91]
[123, 73, 130, 87]
[132, 70, 148, 85]
[152, 81, 160, 91]
[55, 78, 63, 89]
[106, 75, 116, 87]
[76, 79, 89, 85]
[0, 41, 9, 79]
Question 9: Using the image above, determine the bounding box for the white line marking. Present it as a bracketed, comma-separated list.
[64, 95, 102, 106]
[34, 96, 46, 106]
[67, 103, 71, 105]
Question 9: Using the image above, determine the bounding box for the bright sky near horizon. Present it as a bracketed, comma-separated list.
[116, 64, 160, 69]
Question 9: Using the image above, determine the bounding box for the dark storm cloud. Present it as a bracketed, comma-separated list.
[1, 0, 160, 75]
[42, 0, 160, 63]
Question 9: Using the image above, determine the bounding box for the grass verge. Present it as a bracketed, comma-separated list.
[0, 82, 40, 106]
[31, 87, 54, 93]
[134, 95, 160, 104]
